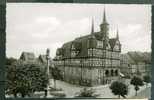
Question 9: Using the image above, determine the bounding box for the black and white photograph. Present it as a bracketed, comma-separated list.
[6, 3, 151, 99]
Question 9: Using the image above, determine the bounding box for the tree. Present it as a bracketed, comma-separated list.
[75, 88, 99, 98]
[143, 75, 151, 87]
[110, 81, 128, 98]
[6, 62, 48, 97]
[50, 67, 63, 89]
[130, 76, 144, 96]
[5, 57, 17, 93]
[6, 57, 17, 65]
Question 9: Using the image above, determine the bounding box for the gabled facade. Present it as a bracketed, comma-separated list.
[54, 9, 121, 86]
[20, 52, 36, 63]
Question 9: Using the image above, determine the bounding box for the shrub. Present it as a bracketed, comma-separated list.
[110, 81, 128, 98]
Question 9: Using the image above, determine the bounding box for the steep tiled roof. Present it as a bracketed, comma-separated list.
[75, 33, 97, 49]
[127, 52, 139, 63]
[142, 52, 151, 63]
[56, 48, 63, 56]
[120, 53, 135, 64]
[62, 41, 72, 58]
[75, 37, 88, 57]
[74, 41, 82, 50]
[136, 52, 147, 62]
[60, 32, 101, 58]
[94, 32, 103, 40]
[57, 30, 120, 58]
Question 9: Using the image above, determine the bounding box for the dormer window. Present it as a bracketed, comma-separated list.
[97, 40, 103, 48]
[113, 41, 120, 51]
[71, 44, 76, 57]
[71, 43, 75, 50]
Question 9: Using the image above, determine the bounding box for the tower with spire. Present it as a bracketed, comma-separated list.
[100, 7, 109, 40]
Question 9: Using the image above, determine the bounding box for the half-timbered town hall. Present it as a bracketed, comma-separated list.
[54, 9, 121, 86]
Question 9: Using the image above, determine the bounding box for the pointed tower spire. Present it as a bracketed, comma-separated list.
[91, 17, 94, 34]
[103, 7, 107, 23]
[100, 6, 109, 31]
[100, 6, 109, 39]
[116, 28, 119, 40]
[90, 17, 95, 39]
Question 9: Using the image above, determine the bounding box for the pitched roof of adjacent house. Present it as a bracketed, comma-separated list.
[38, 55, 47, 63]
[120, 53, 135, 64]
[142, 52, 151, 63]
[128, 52, 141, 63]
[18, 51, 54, 66]
[20, 52, 35, 61]
[121, 51, 151, 64]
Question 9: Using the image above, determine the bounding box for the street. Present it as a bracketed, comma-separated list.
[131, 86, 151, 99]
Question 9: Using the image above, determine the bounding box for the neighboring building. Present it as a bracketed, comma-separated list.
[120, 53, 136, 77]
[18, 50, 55, 84]
[19, 52, 36, 64]
[54, 9, 121, 86]
[19, 51, 51, 67]
[120, 52, 151, 78]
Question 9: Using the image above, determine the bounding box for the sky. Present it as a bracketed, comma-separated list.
[6, 3, 151, 59]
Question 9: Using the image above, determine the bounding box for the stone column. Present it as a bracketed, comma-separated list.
[45, 48, 53, 97]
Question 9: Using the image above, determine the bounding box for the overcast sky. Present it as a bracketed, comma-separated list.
[6, 3, 151, 59]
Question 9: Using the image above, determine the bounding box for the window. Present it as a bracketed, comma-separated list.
[105, 70, 109, 77]
[97, 40, 103, 48]
[88, 49, 93, 56]
[108, 51, 111, 58]
[115, 70, 118, 76]
[114, 45, 119, 51]
[71, 51, 76, 57]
